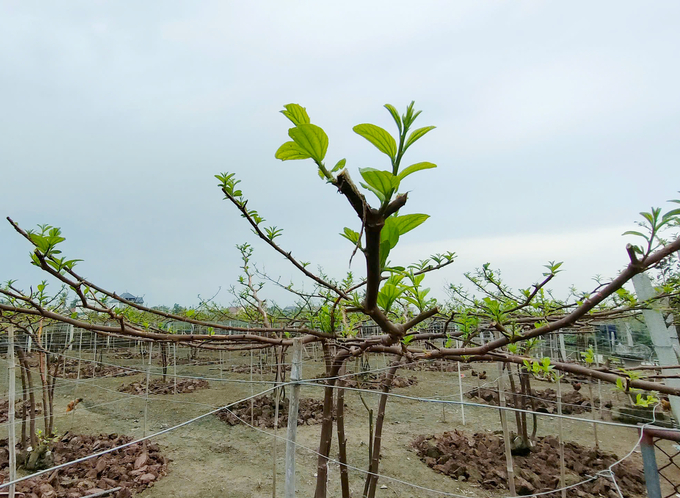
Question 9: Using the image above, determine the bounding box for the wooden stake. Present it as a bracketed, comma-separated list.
[250, 349, 254, 427]
[92, 332, 97, 378]
[284, 339, 302, 498]
[594, 335, 604, 420]
[67, 324, 74, 351]
[272, 369, 281, 498]
[457, 361, 466, 425]
[588, 380, 599, 449]
[143, 342, 152, 438]
[8, 325, 17, 498]
[71, 328, 83, 428]
[557, 377, 566, 498]
[173, 343, 178, 395]
[497, 362, 516, 495]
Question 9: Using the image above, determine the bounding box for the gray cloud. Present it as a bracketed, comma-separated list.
[1, 1, 678, 306]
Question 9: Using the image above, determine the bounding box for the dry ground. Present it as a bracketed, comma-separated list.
[1, 348, 676, 497]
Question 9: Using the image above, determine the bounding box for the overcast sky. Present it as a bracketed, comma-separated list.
[1, 1, 679, 308]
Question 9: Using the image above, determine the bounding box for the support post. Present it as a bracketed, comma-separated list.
[250, 349, 254, 427]
[285, 338, 303, 498]
[640, 431, 662, 498]
[71, 328, 83, 428]
[457, 361, 466, 425]
[632, 273, 680, 422]
[588, 380, 599, 449]
[143, 342, 152, 438]
[68, 324, 74, 350]
[559, 333, 567, 362]
[457, 339, 466, 425]
[92, 332, 97, 378]
[173, 343, 178, 395]
[497, 362, 516, 495]
[557, 377, 566, 498]
[8, 325, 17, 498]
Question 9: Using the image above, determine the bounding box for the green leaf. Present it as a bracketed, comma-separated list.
[377, 283, 406, 313]
[288, 124, 329, 162]
[379, 239, 392, 270]
[353, 124, 397, 160]
[663, 208, 680, 218]
[281, 104, 310, 126]
[379, 221, 400, 269]
[404, 126, 436, 150]
[381, 220, 400, 249]
[360, 182, 386, 203]
[392, 213, 429, 236]
[275, 141, 312, 161]
[340, 227, 360, 245]
[359, 168, 399, 197]
[397, 162, 437, 181]
[622, 230, 647, 238]
[331, 158, 347, 173]
[383, 104, 402, 133]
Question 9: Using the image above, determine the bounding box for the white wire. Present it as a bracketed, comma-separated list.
[221, 406, 635, 498]
[0, 382, 281, 490]
[299, 380, 679, 431]
[0, 361, 665, 497]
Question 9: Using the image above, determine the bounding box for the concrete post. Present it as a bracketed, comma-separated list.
[632, 273, 680, 422]
[284, 339, 303, 498]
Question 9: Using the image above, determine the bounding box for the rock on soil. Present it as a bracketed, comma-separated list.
[314, 372, 417, 390]
[118, 378, 209, 395]
[341, 372, 418, 390]
[216, 395, 331, 428]
[61, 359, 135, 380]
[0, 433, 168, 497]
[228, 364, 291, 375]
[412, 430, 645, 497]
[0, 400, 42, 423]
[403, 362, 471, 373]
[466, 386, 596, 415]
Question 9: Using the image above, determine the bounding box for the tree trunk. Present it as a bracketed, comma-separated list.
[314, 344, 349, 498]
[161, 342, 168, 382]
[365, 359, 402, 498]
[519, 366, 538, 443]
[19, 349, 28, 448]
[507, 364, 526, 446]
[38, 349, 52, 437]
[15, 347, 38, 450]
[336, 364, 351, 498]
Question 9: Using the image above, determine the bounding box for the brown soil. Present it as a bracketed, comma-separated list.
[314, 372, 417, 390]
[118, 379, 209, 396]
[404, 362, 471, 373]
[0, 400, 42, 424]
[228, 364, 291, 375]
[61, 359, 135, 380]
[466, 386, 596, 415]
[342, 372, 418, 390]
[412, 430, 645, 497]
[172, 356, 219, 366]
[0, 433, 168, 498]
[216, 395, 329, 428]
[111, 351, 160, 360]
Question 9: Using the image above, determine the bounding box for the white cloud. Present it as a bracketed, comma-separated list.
[390, 225, 635, 300]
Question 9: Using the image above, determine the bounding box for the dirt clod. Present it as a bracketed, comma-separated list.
[118, 378, 209, 395]
[466, 387, 596, 415]
[0, 433, 168, 498]
[216, 395, 330, 428]
[413, 430, 645, 497]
